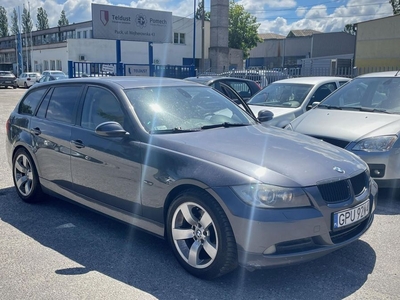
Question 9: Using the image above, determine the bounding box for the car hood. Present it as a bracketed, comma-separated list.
[152, 125, 367, 187]
[291, 109, 400, 142]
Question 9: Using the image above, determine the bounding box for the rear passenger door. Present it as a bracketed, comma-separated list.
[31, 85, 83, 189]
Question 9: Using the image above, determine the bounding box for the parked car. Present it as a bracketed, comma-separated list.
[184, 76, 261, 102]
[221, 70, 289, 88]
[248, 76, 350, 127]
[286, 71, 400, 189]
[6, 77, 377, 279]
[0, 71, 17, 89]
[37, 72, 68, 83]
[15, 72, 41, 88]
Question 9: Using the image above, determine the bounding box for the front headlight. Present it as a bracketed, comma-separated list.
[231, 184, 311, 208]
[351, 135, 398, 152]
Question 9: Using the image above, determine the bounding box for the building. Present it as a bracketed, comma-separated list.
[0, 16, 219, 76]
[355, 14, 400, 70]
[248, 30, 356, 76]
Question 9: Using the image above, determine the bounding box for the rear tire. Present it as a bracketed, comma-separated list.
[12, 148, 44, 203]
[166, 189, 238, 279]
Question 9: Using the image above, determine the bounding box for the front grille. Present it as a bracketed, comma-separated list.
[310, 136, 349, 148]
[330, 218, 369, 243]
[317, 171, 369, 203]
[350, 171, 369, 195]
[318, 180, 351, 203]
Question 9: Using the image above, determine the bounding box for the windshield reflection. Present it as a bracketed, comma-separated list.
[124, 86, 257, 133]
[248, 83, 313, 108]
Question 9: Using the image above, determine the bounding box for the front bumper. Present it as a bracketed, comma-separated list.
[212, 179, 377, 269]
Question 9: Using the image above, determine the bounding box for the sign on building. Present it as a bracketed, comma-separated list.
[125, 65, 150, 76]
[92, 4, 172, 43]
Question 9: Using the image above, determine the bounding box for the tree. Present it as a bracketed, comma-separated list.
[389, 0, 400, 14]
[228, 0, 262, 59]
[0, 6, 9, 37]
[11, 8, 19, 36]
[22, 5, 33, 33]
[36, 7, 49, 30]
[343, 24, 357, 35]
[58, 10, 69, 26]
[195, 1, 210, 21]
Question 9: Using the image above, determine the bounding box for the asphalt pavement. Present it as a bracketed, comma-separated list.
[0, 88, 399, 300]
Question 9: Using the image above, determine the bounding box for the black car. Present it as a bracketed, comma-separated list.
[185, 76, 261, 102]
[6, 76, 377, 279]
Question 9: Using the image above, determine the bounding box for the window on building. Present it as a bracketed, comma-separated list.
[56, 60, 62, 71]
[44, 60, 49, 70]
[77, 31, 81, 39]
[173, 32, 186, 44]
[83, 31, 87, 38]
[50, 60, 55, 70]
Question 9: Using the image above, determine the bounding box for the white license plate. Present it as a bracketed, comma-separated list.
[333, 200, 370, 229]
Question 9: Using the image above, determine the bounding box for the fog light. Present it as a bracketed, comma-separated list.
[263, 245, 276, 255]
[373, 170, 381, 176]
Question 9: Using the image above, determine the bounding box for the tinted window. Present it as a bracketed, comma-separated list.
[81, 86, 124, 130]
[46, 86, 82, 124]
[18, 89, 47, 115]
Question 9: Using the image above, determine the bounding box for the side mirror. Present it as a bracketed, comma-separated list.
[95, 121, 129, 137]
[257, 110, 274, 123]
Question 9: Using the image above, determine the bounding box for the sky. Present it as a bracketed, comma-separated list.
[1, 0, 394, 35]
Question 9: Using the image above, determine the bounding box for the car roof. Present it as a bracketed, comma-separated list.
[269, 76, 350, 85]
[32, 76, 206, 89]
[185, 76, 257, 84]
[357, 71, 400, 78]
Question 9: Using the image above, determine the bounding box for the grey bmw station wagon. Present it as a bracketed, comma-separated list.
[6, 77, 377, 279]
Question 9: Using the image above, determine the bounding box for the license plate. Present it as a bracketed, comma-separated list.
[333, 200, 370, 229]
[5, 81, 12, 83]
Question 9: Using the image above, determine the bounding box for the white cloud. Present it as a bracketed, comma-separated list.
[296, 6, 306, 18]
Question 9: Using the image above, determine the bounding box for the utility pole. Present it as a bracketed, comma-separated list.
[201, 0, 205, 73]
[29, 1, 33, 72]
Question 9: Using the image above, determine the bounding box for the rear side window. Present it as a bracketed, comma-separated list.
[46, 86, 83, 124]
[19, 89, 47, 115]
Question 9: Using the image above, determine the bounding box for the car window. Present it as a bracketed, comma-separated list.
[125, 86, 256, 132]
[225, 80, 252, 98]
[321, 77, 400, 112]
[46, 86, 82, 124]
[18, 89, 47, 115]
[248, 83, 313, 108]
[309, 83, 337, 106]
[81, 86, 125, 130]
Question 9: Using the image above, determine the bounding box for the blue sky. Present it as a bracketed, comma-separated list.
[1, 0, 394, 35]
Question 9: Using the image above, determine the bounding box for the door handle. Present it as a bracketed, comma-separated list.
[71, 140, 85, 148]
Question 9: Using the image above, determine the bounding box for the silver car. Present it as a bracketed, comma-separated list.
[287, 71, 400, 189]
[6, 77, 377, 279]
[248, 77, 350, 127]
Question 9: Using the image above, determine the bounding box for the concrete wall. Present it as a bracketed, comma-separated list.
[355, 14, 400, 68]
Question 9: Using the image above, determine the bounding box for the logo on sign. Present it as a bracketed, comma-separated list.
[100, 10, 109, 26]
[136, 14, 147, 28]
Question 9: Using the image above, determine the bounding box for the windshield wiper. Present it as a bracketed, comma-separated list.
[201, 122, 249, 130]
[317, 104, 342, 110]
[149, 127, 200, 134]
[343, 106, 392, 114]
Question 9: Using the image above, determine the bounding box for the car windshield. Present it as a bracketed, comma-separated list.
[318, 77, 400, 113]
[247, 83, 313, 108]
[124, 86, 257, 133]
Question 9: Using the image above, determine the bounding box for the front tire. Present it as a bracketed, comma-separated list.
[12, 148, 44, 203]
[166, 189, 238, 279]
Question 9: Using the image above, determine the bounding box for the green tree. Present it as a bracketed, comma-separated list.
[228, 0, 262, 59]
[389, 0, 400, 14]
[36, 7, 49, 30]
[11, 8, 19, 36]
[195, 0, 210, 21]
[0, 6, 9, 37]
[58, 10, 69, 26]
[343, 24, 357, 35]
[22, 5, 33, 33]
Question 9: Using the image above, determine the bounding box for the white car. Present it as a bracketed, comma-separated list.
[247, 76, 350, 127]
[15, 72, 41, 88]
